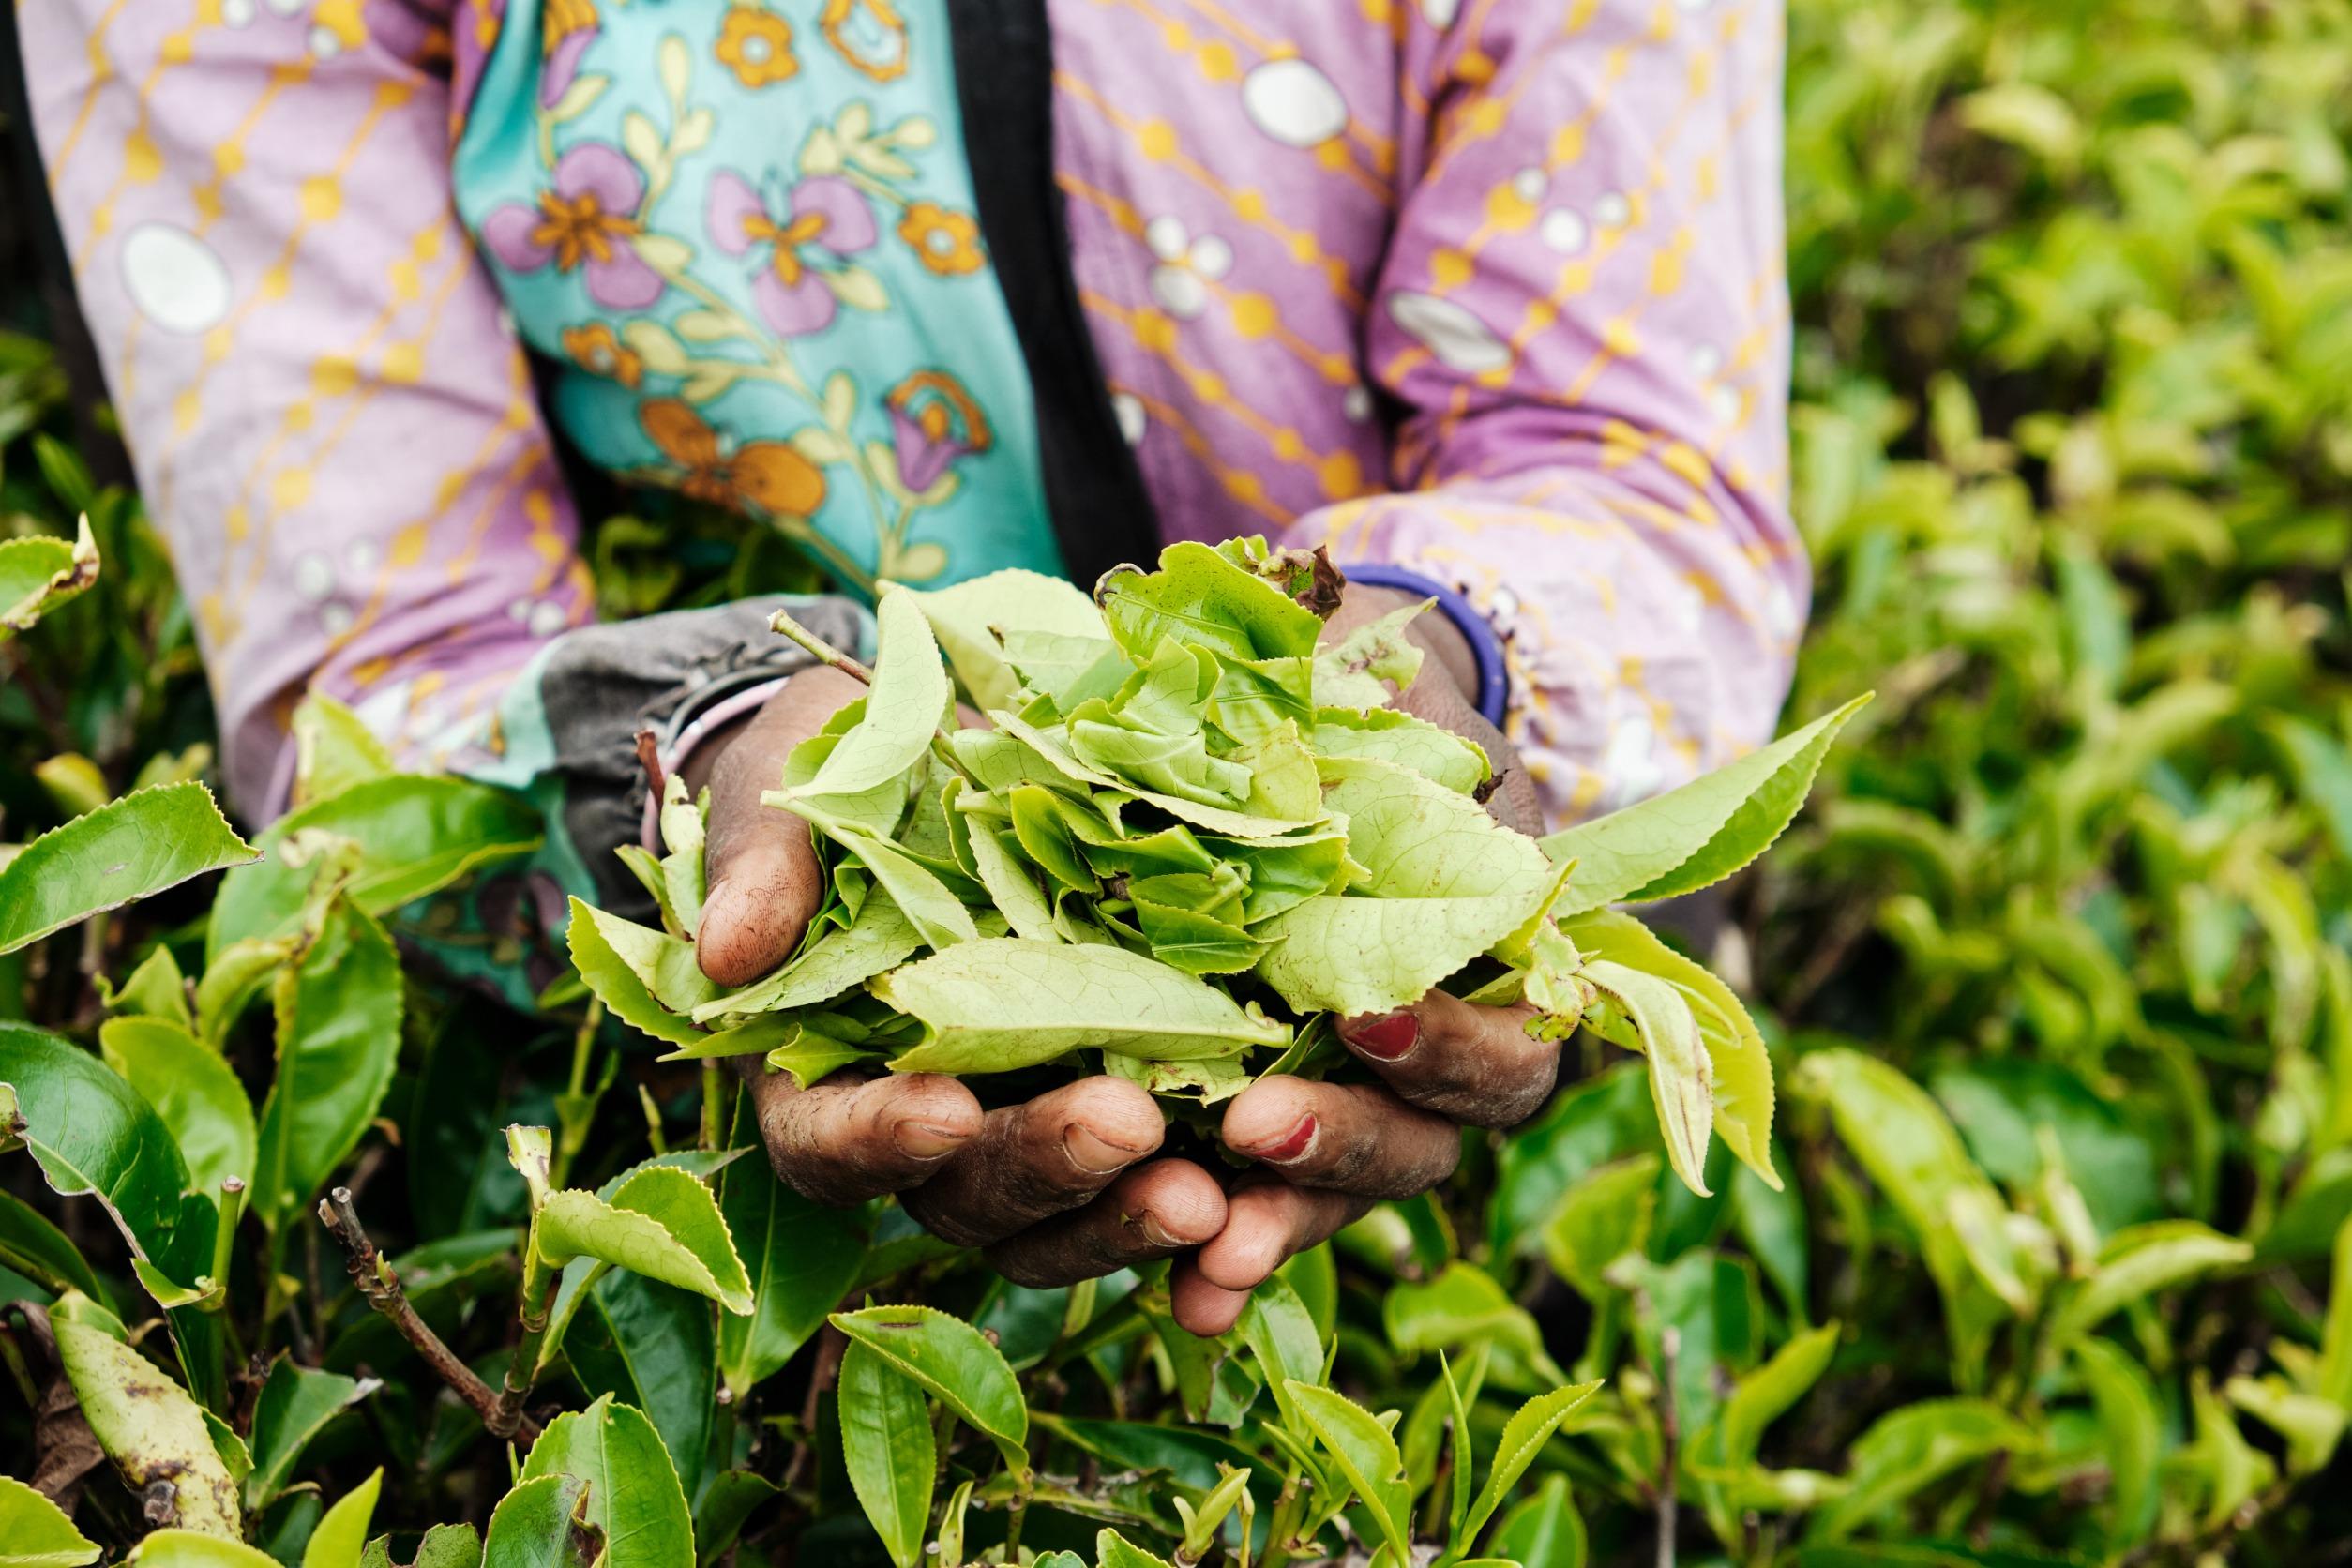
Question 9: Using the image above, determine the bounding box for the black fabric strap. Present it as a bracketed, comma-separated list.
[947, 0, 1160, 588]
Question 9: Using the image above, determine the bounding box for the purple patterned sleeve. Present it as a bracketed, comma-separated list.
[20, 0, 596, 818]
[1274, 0, 1808, 825]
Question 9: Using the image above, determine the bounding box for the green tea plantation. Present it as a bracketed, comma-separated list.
[4, 0, 2352, 1564]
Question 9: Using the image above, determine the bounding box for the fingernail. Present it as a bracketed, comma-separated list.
[893, 1120, 966, 1160]
[1063, 1123, 1146, 1176]
[1344, 1011, 1419, 1061]
[1244, 1114, 1318, 1165]
[1133, 1210, 1185, 1248]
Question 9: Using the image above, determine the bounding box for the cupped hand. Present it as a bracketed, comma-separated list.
[688, 668, 1228, 1288]
[1169, 583, 1561, 1336]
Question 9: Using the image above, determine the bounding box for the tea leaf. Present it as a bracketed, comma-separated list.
[839, 1342, 935, 1568]
[537, 1165, 753, 1315]
[1541, 695, 1870, 916]
[0, 783, 257, 957]
[877, 938, 1288, 1075]
[520, 1396, 695, 1568]
[831, 1304, 1030, 1475]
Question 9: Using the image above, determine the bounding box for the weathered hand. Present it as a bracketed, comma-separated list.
[1169, 584, 1561, 1334]
[690, 668, 1229, 1287]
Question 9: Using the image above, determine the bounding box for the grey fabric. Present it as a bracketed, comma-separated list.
[537, 596, 868, 912]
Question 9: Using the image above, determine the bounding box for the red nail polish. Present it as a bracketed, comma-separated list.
[1347, 1012, 1419, 1061]
[1251, 1114, 1318, 1164]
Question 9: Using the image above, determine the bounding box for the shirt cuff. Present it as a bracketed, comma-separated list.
[1338, 562, 1510, 727]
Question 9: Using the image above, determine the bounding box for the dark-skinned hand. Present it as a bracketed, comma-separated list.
[686, 585, 1561, 1330]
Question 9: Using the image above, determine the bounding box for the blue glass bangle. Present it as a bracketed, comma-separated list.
[1337, 562, 1510, 727]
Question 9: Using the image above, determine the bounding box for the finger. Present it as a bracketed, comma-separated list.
[984, 1159, 1227, 1289]
[697, 667, 866, 987]
[1168, 1176, 1369, 1335]
[899, 1076, 1166, 1246]
[750, 1068, 984, 1206]
[1219, 1078, 1461, 1199]
[1337, 990, 1560, 1128]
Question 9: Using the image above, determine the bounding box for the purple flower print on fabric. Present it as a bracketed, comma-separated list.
[483, 143, 664, 310]
[706, 171, 878, 337]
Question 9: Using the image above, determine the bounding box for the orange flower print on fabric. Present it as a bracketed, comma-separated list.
[716, 7, 799, 89]
[821, 0, 911, 83]
[540, 0, 599, 108]
[561, 324, 642, 389]
[898, 202, 983, 276]
[885, 370, 992, 492]
[641, 399, 826, 518]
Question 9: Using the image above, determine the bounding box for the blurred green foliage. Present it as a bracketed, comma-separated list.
[5, 0, 2352, 1562]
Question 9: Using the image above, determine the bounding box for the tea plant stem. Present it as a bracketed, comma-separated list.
[493, 1245, 563, 1440]
[317, 1186, 529, 1441]
[1656, 1323, 1681, 1568]
[701, 1060, 724, 1151]
[204, 1177, 244, 1311]
[1260, 1475, 1309, 1568]
[768, 609, 877, 686]
[550, 999, 604, 1192]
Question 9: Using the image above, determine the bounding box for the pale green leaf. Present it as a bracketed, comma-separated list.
[303, 1470, 383, 1568]
[1806, 1399, 2031, 1542]
[1286, 1382, 1413, 1565]
[1486, 1474, 1586, 1568]
[1312, 597, 1429, 709]
[290, 692, 396, 810]
[566, 897, 705, 1049]
[0, 514, 99, 634]
[2050, 1220, 2251, 1345]
[1582, 958, 1714, 1196]
[1795, 1049, 2028, 1376]
[2073, 1337, 2159, 1546]
[1097, 541, 1323, 666]
[990, 711, 1322, 837]
[893, 567, 1105, 711]
[481, 1475, 591, 1568]
[1711, 1321, 1841, 1474]
[0, 1473, 100, 1568]
[1540, 695, 1870, 916]
[786, 590, 949, 802]
[1093, 1533, 1177, 1568]
[1463, 1380, 1604, 1541]
[535, 1165, 753, 1315]
[1309, 706, 1488, 795]
[1541, 1153, 1660, 1300]
[128, 1537, 280, 1568]
[99, 1016, 255, 1196]
[1242, 1274, 1324, 1435]
[876, 938, 1288, 1075]
[1568, 907, 1779, 1188]
[0, 783, 257, 956]
[54, 1296, 242, 1537]
[99, 943, 193, 1031]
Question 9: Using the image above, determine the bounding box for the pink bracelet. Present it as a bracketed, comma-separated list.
[637, 675, 793, 851]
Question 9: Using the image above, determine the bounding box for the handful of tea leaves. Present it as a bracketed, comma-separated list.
[569, 538, 1865, 1194]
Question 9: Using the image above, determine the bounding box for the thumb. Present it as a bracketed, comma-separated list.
[693, 669, 863, 987]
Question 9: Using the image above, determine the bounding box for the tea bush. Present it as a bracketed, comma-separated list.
[5, 0, 2352, 1563]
